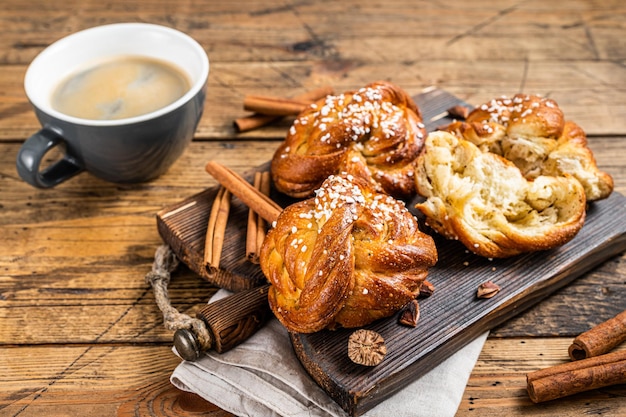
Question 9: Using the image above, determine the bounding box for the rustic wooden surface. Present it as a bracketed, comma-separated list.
[1, 1, 625, 416]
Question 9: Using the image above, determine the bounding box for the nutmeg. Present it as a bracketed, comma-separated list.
[347, 329, 387, 366]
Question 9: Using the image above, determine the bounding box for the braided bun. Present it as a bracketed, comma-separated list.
[260, 173, 437, 333]
[443, 94, 613, 201]
[271, 81, 426, 200]
[415, 131, 587, 258]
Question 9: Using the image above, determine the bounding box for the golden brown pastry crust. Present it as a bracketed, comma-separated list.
[415, 131, 587, 258]
[443, 94, 613, 201]
[260, 173, 437, 333]
[270, 81, 426, 200]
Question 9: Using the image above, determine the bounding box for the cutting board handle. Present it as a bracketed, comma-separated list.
[175, 284, 272, 360]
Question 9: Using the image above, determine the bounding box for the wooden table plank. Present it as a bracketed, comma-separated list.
[1, 1, 625, 140]
[2, 63, 625, 141]
[0, 345, 226, 417]
[2, 0, 624, 65]
[1, 341, 623, 417]
[457, 339, 626, 417]
[1, 0, 625, 415]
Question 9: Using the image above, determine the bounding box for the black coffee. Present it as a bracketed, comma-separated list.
[51, 55, 190, 120]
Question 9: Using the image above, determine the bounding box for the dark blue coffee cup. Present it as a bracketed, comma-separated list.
[18, 23, 209, 188]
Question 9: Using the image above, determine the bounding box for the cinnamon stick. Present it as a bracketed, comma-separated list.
[205, 161, 281, 224]
[203, 187, 232, 273]
[569, 309, 626, 360]
[245, 171, 261, 261]
[246, 171, 268, 263]
[526, 350, 626, 403]
[234, 85, 334, 132]
[258, 171, 271, 248]
[234, 114, 277, 133]
[243, 95, 310, 116]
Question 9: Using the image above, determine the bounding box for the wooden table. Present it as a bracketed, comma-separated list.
[1, 1, 624, 416]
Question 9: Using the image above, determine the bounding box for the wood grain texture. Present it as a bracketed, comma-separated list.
[3, 62, 625, 141]
[0, 345, 233, 417]
[457, 339, 626, 417]
[1, 0, 625, 140]
[3, 341, 620, 417]
[1, 1, 625, 416]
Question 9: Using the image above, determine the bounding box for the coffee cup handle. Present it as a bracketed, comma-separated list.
[16, 127, 84, 188]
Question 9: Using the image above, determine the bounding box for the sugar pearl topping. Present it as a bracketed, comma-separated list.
[306, 174, 408, 228]
[271, 81, 427, 200]
[301, 84, 406, 143]
[477, 94, 557, 126]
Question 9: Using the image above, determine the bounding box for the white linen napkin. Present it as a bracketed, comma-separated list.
[171, 289, 489, 417]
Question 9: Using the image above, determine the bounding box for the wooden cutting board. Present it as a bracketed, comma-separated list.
[156, 88, 626, 416]
[156, 88, 469, 292]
